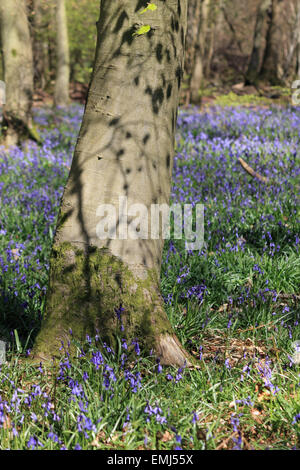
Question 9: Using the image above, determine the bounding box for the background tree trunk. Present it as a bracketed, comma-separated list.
[0, 0, 34, 146]
[185, 0, 202, 104]
[32, 0, 192, 367]
[245, 0, 272, 84]
[297, 10, 300, 77]
[32, 0, 50, 90]
[189, 0, 211, 104]
[204, 2, 217, 79]
[259, 0, 283, 84]
[54, 0, 70, 107]
[294, 0, 300, 78]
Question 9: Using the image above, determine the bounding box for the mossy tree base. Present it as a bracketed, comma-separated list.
[1, 113, 41, 147]
[31, 242, 193, 367]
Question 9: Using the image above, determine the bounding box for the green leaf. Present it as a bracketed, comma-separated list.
[14, 329, 21, 353]
[140, 3, 157, 14]
[132, 24, 151, 37]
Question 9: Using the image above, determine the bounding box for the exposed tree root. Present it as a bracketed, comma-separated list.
[156, 333, 195, 367]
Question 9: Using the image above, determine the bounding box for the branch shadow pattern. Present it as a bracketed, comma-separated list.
[37, 0, 188, 345]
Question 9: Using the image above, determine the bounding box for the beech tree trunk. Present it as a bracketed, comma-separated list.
[0, 0, 34, 146]
[245, 0, 272, 85]
[259, 0, 283, 85]
[54, 0, 70, 107]
[32, 0, 192, 367]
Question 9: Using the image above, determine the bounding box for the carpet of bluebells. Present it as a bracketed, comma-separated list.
[0, 104, 299, 450]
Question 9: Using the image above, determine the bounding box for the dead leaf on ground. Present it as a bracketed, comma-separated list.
[257, 389, 271, 402]
[161, 430, 174, 443]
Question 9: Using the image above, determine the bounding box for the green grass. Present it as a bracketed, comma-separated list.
[213, 92, 272, 107]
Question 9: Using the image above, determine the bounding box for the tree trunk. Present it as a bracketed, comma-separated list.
[204, 2, 216, 79]
[185, 0, 201, 104]
[259, 0, 283, 85]
[294, 0, 300, 78]
[33, 0, 50, 90]
[189, 0, 211, 104]
[280, 1, 300, 81]
[185, 0, 199, 76]
[54, 0, 70, 107]
[245, 0, 272, 85]
[0, 0, 34, 146]
[297, 13, 300, 78]
[32, 0, 192, 367]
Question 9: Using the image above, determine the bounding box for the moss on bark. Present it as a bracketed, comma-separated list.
[32, 242, 176, 361]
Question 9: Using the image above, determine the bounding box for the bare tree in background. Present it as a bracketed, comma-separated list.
[54, 0, 70, 107]
[297, 0, 300, 77]
[185, 0, 202, 104]
[185, 0, 212, 105]
[0, 0, 34, 146]
[259, 0, 283, 84]
[32, 0, 51, 90]
[190, 0, 211, 104]
[245, 0, 272, 84]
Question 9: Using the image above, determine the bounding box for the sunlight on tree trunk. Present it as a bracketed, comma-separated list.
[32, 0, 193, 367]
[54, 0, 70, 107]
[0, 0, 34, 146]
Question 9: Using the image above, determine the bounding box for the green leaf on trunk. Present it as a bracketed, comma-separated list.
[132, 25, 151, 37]
[140, 3, 157, 14]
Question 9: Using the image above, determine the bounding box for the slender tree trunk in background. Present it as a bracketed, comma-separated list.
[0, 0, 34, 146]
[32, 0, 192, 367]
[204, 3, 216, 79]
[0, 32, 2, 78]
[295, 0, 300, 78]
[259, 0, 283, 85]
[185, 0, 201, 104]
[282, 0, 300, 80]
[245, 0, 272, 85]
[297, 22, 300, 78]
[190, 0, 211, 104]
[33, 0, 50, 90]
[54, 0, 70, 107]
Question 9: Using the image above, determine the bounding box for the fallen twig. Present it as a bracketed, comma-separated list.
[238, 157, 269, 183]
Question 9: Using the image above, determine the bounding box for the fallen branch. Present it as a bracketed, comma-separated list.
[238, 157, 269, 183]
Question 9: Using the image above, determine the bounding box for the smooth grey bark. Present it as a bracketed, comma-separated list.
[245, 0, 272, 84]
[0, 0, 34, 146]
[32, 0, 192, 366]
[54, 0, 70, 107]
